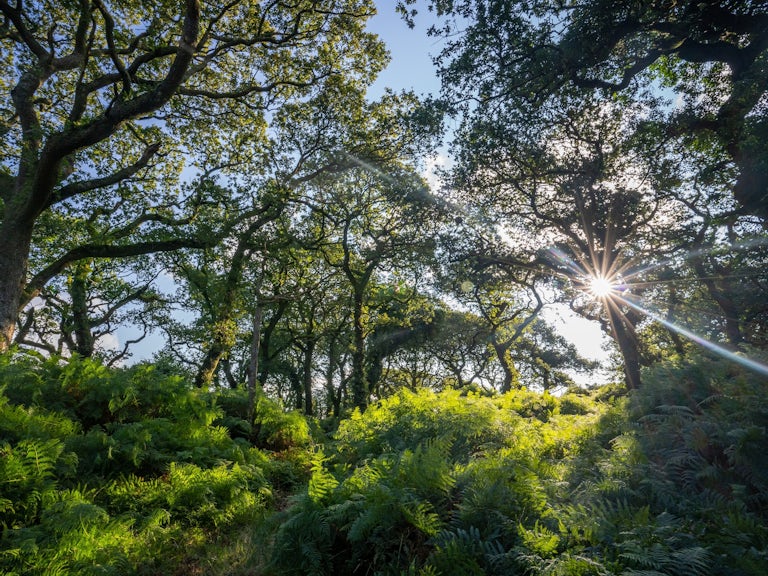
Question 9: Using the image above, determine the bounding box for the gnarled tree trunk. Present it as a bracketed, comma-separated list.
[0, 220, 33, 351]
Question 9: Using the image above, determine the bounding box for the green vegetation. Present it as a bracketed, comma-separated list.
[0, 355, 310, 575]
[2, 1, 767, 574]
[2, 353, 766, 575]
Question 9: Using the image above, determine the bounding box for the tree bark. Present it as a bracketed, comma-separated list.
[324, 342, 339, 418]
[301, 337, 316, 416]
[0, 220, 33, 352]
[350, 291, 367, 409]
[607, 304, 642, 390]
[491, 337, 519, 393]
[195, 331, 232, 388]
[69, 260, 95, 357]
[247, 306, 263, 424]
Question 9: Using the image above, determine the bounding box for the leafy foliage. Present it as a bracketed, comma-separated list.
[0, 355, 311, 575]
[270, 387, 604, 575]
[3, 350, 768, 575]
[270, 355, 768, 575]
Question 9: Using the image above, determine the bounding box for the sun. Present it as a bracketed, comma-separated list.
[588, 275, 615, 298]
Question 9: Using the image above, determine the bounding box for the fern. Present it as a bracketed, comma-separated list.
[308, 453, 339, 504]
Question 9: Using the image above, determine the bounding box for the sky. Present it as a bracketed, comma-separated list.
[366, 3, 613, 380]
[365, 3, 443, 98]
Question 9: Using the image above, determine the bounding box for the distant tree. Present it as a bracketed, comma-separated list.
[305, 166, 440, 408]
[444, 99, 685, 389]
[14, 256, 166, 364]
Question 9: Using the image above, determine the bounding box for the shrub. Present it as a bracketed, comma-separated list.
[0, 355, 293, 575]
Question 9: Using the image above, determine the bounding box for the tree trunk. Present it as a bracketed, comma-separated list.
[69, 260, 95, 357]
[350, 292, 367, 409]
[0, 220, 33, 352]
[607, 305, 642, 390]
[700, 278, 744, 347]
[302, 337, 315, 416]
[665, 285, 688, 358]
[221, 357, 239, 389]
[247, 306, 263, 424]
[691, 236, 744, 347]
[324, 343, 340, 418]
[195, 324, 233, 388]
[491, 336, 519, 393]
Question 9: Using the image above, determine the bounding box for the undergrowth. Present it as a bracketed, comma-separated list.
[0, 354, 313, 575]
[269, 354, 768, 576]
[2, 352, 767, 575]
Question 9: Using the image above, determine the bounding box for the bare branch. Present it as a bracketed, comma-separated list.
[22, 235, 215, 308]
[0, 0, 49, 60]
[93, 0, 132, 94]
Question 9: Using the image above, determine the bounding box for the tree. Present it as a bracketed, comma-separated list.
[14, 255, 167, 364]
[413, 308, 495, 391]
[400, 0, 768, 222]
[442, 97, 690, 389]
[452, 267, 543, 392]
[0, 0, 382, 350]
[397, 0, 768, 387]
[305, 165, 440, 408]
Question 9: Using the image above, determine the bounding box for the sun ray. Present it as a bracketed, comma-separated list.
[614, 293, 768, 377]
[543, 244, 768, 379]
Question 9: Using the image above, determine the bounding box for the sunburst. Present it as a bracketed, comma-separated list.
[588, 274, 615, 299]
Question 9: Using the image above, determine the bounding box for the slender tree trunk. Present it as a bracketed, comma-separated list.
[324, 342, 340, 418]
[351, 292, 367, 409]
[491, 336, 519, 392]
[336, 364, 348, 417]
[221, 357, 239, 389]
[69, 260, 96, 356]
[302, 338, 315, 416]
[0, 220, 33, 352]
[247, 306, 263, 424]
[607, 305, 642, 390]
[665, 285, 688, 358]
[290, 370, 303, 411]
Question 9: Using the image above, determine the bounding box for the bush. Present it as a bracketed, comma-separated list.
[269, 387, 605, 576]
[0, 355, 296, 575]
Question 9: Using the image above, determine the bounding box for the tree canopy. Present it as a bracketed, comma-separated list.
[0, 0, 764, 403]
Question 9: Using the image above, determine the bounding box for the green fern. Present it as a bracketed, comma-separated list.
[308, 453, 339, 504]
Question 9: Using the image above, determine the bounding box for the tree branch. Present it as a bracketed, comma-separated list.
[0, 0, 50, 60]
[49, 142, 161, 208]
[25, 0, 201, 223]
[22, 235, 214, 308]
[93, 0, 132, 94]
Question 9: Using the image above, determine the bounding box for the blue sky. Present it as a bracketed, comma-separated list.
[366, 3, 443, 98]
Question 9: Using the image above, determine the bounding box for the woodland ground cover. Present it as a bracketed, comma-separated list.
[2, 352, 766, 575]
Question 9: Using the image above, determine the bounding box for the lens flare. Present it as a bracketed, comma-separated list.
[544, 246, 768, 379]
[589, 275, 614, 298]
[614, 293, 768, 377]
